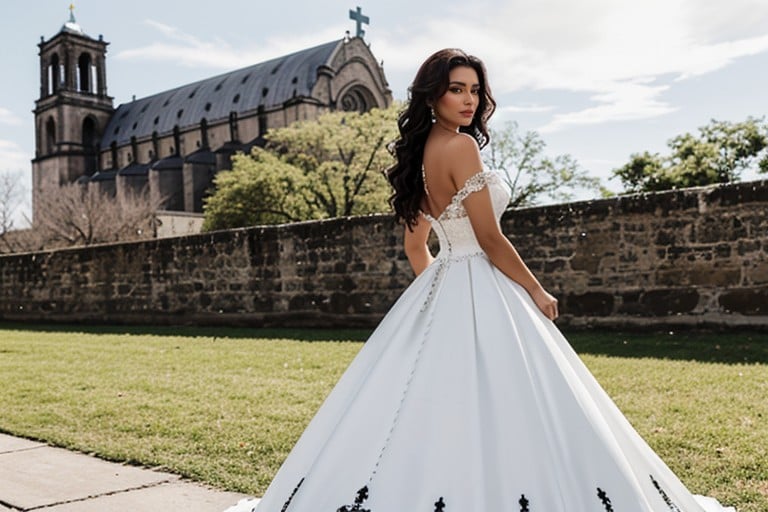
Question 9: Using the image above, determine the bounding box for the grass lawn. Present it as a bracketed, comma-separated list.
[0, 323, 766, 510]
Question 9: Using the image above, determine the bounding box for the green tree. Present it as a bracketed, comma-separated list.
[266, 105, 398, 217]
[614, 117, 768, 193]
[202, 148, 314, 231]
[484, 121, 603, 207]
[203, 105, 399, 230]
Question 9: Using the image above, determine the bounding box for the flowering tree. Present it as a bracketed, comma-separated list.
[203, 105, 399, 230]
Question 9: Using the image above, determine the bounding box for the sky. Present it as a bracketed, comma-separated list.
[3, 0, 768, 225]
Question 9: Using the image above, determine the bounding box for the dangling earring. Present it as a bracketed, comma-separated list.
[430, 106, 436, 124]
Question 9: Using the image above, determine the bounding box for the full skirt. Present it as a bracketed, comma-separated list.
[228, 254, 734, 512]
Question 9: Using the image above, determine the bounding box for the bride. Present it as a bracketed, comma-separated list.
[227, 49, 734, 512]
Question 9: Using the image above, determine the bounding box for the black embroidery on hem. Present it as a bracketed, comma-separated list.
[650, 474, 682, 512]
[337, 486, 371, 512]
[519, 494, 530, 512]
[434, 496, 445, 511]
[597, 487, 615, 512]
[280, 477, 304, 512]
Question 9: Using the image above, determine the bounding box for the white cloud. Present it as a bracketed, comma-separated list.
[502, 104, 556, 114]
[374, 0, 768, 132]
[0, 107, 23, 126]
[110, 2, 768, 133]
[538, 81, 678, 133]
[116, 19, 349, 70]
[0, 140, 30, 173]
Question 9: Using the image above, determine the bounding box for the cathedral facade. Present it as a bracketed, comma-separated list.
[32, 11, 392, 221]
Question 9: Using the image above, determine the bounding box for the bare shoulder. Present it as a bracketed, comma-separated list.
[445, 132, 481, 153]
[444, 133, 483, 188]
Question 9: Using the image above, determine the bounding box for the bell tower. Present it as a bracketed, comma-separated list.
[31, 5, 114, 220]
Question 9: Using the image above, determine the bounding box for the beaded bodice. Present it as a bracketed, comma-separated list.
[422, 171, 510, 259]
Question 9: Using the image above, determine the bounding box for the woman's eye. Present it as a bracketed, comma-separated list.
[451, 87, 463, 93]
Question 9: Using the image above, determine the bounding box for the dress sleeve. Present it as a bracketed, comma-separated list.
[438, 170, 500, 220]
[454, 171, 498, 204]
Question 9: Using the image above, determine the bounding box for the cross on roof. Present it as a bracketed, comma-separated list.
[349, 6, 369, 38]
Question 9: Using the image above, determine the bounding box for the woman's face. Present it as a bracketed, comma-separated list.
[433, 65, 480, 130]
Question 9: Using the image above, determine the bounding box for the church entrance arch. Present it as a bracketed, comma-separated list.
[45, 117, 56, 155]
[339, 84, 376, 113]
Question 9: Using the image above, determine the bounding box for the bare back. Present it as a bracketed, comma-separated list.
[421, 130, 484, 218]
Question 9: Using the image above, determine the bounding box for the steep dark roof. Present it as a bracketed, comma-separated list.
[117, 162, 151, 176]
[101, 40, 341, 150]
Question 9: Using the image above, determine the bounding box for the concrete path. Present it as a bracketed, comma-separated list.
[0, 433, 255, 511]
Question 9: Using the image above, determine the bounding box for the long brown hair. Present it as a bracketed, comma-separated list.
[387, 48, 496, 228]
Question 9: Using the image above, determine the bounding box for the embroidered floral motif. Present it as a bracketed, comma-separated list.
[518, 494, 530, 512]
[434, 171, 498, 221]
[280, 477, 304, 512]
[434, 496, 446, 511]
[650, 474, 682, 512]
[597, 487, 614, 512]
[337, 486, 371, 512]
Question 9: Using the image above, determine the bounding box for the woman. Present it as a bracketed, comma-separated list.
[232, 49, 734, 512]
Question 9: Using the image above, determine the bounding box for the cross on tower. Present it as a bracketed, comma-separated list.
[349, 6, 370, 38]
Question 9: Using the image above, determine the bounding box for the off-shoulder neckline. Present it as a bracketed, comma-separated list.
[422, 170, 496, 222]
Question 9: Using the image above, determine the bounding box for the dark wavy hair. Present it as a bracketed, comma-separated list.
[387, 48, 496, 228]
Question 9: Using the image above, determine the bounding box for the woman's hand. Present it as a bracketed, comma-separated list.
[530, 286, 559, 321]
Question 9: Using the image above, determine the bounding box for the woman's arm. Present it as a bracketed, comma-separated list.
[404, 216, 434, 276]
[448, 137, 559, 320]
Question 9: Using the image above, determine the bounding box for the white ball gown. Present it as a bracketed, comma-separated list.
[226, 170, 734, 512]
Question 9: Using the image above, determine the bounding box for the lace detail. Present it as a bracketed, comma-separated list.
[418, 169, 508, 309]
[417, 170, 504, 312]
[437, 171, 499, 221]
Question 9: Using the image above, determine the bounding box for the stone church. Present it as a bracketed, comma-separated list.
[32, 8, 392, 225]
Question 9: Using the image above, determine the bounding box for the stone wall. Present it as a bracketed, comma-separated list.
[505, 180, 768, 328]
[1, 180, 767, 329]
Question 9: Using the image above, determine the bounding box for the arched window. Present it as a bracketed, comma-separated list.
[49, 54, 61, 95]
[45, 117, 56, 155]
[172, 125, 181, 156]
[257, 105, 267, 136]
[340, 85, 375, 113]
[151, 131, 160, 162]
[200, 118, 209, 149]
[130, 136, 139, 164]
[82, 117, 99, 174]
[228, 111, 239, 142]
[78, 53, 92, 93]
[110, 141, 118, 169]
[82, 117, 98, 148]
